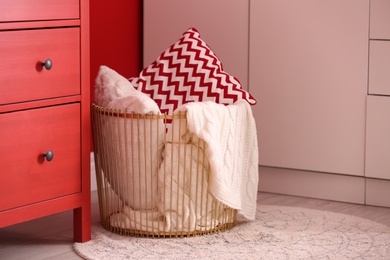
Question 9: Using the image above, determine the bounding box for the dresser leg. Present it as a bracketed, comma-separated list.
[73, 203, 91, 242]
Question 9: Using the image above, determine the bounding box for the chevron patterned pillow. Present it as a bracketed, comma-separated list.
[130, 28, 256, 115]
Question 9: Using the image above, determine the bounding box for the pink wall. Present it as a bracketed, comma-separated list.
[143, 0, 249, 90]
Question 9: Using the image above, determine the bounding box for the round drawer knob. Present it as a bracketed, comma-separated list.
[42, 59, 53, 70]
[43, 150, 54, 162]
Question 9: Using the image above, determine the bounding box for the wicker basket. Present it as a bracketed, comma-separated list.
[91, 104, 237, 238]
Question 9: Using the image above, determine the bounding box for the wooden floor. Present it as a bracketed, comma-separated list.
[1, 191, 390, 260]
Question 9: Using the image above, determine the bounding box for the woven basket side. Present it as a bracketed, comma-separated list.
[91, 104, 237, 237]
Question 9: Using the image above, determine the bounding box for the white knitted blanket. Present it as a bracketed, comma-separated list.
[174, 100, 259, 220]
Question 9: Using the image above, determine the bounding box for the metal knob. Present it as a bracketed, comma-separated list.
[43, 150, 54, 162]
[42, 59, 53, 70]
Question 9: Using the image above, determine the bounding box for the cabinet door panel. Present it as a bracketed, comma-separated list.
[368, 40, 390, 95]
[365, 96, 390, 180]
[250, 0, 368, 175]
[370, 0, 390, 40]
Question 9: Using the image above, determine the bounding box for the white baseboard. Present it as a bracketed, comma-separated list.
[258, 166, 365, 204]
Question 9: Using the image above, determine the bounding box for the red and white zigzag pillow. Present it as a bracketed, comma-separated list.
[129, 28, 256, 115]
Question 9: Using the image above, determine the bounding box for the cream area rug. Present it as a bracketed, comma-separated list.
[74, 205, 390, 260]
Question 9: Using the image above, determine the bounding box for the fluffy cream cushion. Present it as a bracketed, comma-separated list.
[95, 65, 160, 114]
[94, 65, 163, 211]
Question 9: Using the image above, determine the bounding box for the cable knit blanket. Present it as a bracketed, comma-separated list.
[172, 100, 259, 220]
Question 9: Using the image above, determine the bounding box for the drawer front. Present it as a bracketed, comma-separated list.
[0, 28, 80, 105]
[0, 0, 79, 22]
[0, 104, 81, 211]
[368, 40, 390, 95]
[370, 0, 390, 39]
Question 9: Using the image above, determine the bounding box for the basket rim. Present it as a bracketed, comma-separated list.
[91, 103, 186, 120]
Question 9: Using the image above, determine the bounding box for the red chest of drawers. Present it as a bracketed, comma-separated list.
[0, 0, 91, 242]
